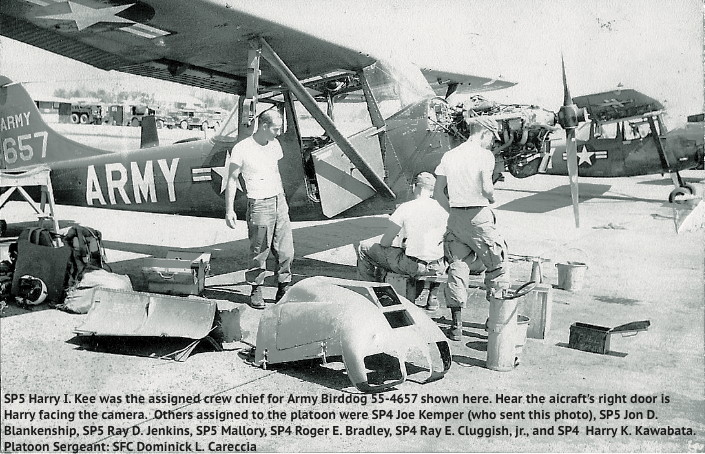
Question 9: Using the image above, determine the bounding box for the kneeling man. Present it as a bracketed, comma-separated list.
[356, 172, 447, 309]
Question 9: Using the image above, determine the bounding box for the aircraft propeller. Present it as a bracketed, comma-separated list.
[555, 56, 587, 228]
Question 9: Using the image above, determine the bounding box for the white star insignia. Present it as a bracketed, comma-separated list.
[577, 145, 594, 166]
[211, 151, 238, 193]
[38, 2, 135, 31]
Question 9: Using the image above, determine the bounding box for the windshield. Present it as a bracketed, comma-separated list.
[363, 58, 435, 119]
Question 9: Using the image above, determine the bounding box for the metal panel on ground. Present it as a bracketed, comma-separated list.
[75, 288, 216, 339]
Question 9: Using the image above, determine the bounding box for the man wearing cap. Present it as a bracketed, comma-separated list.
[434, 116, 510, 341]
[356, 172, 448, 310]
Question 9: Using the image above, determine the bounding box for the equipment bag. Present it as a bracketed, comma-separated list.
[63, 225, 109, 283]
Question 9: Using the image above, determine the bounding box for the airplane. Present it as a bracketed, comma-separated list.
[473, 88, 704, 204]
[1, 0, 570, 231]
[0, 0, 691, 233]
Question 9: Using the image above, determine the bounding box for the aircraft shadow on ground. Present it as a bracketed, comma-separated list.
[636, 176, 703, 186]
[99, 216, 388, 289]
[496, 184, 612, 213]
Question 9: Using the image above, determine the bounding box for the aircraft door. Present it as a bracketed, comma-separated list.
[311, 126, 385, 217]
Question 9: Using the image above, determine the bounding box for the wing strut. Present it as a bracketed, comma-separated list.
[238, 45, 261, 141]
[258, 37, 395, 199]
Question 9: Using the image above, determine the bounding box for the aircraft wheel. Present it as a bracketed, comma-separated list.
[80, 113, 89, 124]
[669, 186, 693, 203]
[0, 220, 6, 237]
[683, 183, 699, 197]
[71, 113, 79, 124]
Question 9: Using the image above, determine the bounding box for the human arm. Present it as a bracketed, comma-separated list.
[379, 222, 402, 248]
[481, 154, 496, 204]
[224, 162, 241, 228]
[433, 175, 450, 212]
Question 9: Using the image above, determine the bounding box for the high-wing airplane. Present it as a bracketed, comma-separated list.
[0, 0, 526, 226]
[459, 89, 704, 205]
[0, 0, 650, 232]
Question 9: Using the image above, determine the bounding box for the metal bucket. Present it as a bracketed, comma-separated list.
[556, 261, 588, 291]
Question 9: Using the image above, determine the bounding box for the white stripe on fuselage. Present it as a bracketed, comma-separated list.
[86, 158, 179, 205]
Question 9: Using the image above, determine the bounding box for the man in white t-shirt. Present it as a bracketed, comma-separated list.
[434, 117, 509, 341]
[356, 172, 448, 309]
[225, 110, 293, 309]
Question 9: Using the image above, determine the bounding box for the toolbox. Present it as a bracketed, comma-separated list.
[568, 320, 650, 354]
[141, 251, 210, 296]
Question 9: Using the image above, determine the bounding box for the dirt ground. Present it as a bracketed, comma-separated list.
[1, 170, 704, 453]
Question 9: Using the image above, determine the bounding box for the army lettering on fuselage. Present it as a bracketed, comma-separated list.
[0, 112, 31, 132]
[86, 158, 179, 205]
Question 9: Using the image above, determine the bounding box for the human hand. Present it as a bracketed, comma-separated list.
[225, 211, 238, 229]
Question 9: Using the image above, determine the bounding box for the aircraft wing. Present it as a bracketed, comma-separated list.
[0, 0, 378, 95]
[572, 89, 664, 123]
[1, 0, 513, 96]
[421, 68, 516, 97]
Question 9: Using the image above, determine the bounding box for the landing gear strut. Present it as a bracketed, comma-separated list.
[647, 115, 699, 204]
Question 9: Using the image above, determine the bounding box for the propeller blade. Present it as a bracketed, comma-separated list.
[561, 55, 572, 106]
[565, 128, 580, 228]
[558, 54, 582, 228]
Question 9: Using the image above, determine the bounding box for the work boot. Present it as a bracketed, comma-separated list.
[448, 307, 463, 341]
[425, 283, 440, 312]
[275, 282, 290, 302]
[249, 285, 265, 310]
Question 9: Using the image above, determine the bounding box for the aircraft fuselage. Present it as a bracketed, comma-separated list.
[545, 121, 703, 177]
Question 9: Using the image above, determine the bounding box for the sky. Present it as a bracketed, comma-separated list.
[1, 0, 702, 124]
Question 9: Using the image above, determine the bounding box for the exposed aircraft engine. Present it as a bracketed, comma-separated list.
[451, 96, 559, 178]
[254, 276, 451, 393]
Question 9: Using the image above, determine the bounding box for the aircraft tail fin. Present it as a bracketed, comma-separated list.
[140, 115, 160, 148]
[0, 77, 112, 171]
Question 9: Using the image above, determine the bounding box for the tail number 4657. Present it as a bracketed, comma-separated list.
[2, 131, 48, 165]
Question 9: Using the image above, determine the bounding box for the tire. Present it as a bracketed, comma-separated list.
[156, 119, 164, 129]
[80, 113, 89, 124]
[71, 113, 79, 124]
[131, 118, 140, 127]
[180, 120, 189, 130]
[683, 183, 699, 197]
[669, 186, 692, 203]
[201, 122, 209, 131]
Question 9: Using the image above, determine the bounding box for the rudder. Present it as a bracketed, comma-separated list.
[0, 76, 111, 170]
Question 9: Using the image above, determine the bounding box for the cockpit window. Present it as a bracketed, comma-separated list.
[594, 122, 618, 139]
[363, 59, 435, 119]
